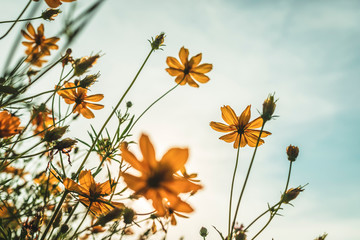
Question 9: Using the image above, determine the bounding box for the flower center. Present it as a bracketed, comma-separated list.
[146, 164, 172, 188]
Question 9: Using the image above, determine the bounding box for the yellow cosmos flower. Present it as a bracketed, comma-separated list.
[166, 46, 212, 88]
[210, 105, 271, 148]
[121, 134, 202, 216]
[57, 82, 104, 119]
[63, 170, 124, 216]
[0, 111, 22, 138]
[21, 23, 59, 55]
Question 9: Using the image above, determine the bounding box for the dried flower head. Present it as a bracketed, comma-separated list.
[286, 145, 299, 162]
[282, 186, 304, 204]
[43, 126, 68, 142]
[210, 105, 271, 148]
[73, 55, 100, 76]
[41, 8, 61, 21]
[314, 233, 328, 240]
[0, 111, 22, 138]
[166, 46, 212, 88]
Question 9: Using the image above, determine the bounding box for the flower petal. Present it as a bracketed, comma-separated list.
[79, 170, 95, 192]
[121, 147, 146, 173]
[221, 105, 238, 126]
[186, 75, 199, 88]
[165, 68, 183, 76]
[139, 134, 157, 169]
[209, 122, 234, 133]
[86, 103, 104, 110]
[190, 72, 209, 83]
[166, 57, 183, 69]
[122, 173, 146, 192]
[179, 47, 189, 66]
[239, 105, 251, 127]
[80, 107, 95, 119]
[192, 63, 213, 73]
[26, 23, 36, 37]
[98, 181, 112, 195]
[189, 53, 202, 67]
[85, 94, 104, 102]
[63, 178, 88, 195]
[175, 73, 186, 85]
[160, 148, 188, 173]
[219, 131, 238, 143]
[246, 116, 263, 129]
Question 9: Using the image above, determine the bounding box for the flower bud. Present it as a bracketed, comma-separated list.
[282, 187, 304, 204]
[262, 93, 277, 122]
[54, 138, 77, 151]
[44, 126, 68, 142]
[41, 8, 61, 21]
[199, 227, 209, 237]
[95, 208, 123, 226]
[73, 55, 100, 76]
[123, 208, 135, 224]
[286, 145, 299, 162]
[150, 32, 165, 50]
[126, 101, 133, 108]
[60, 224, 69, 233]
[315, 233, 328, 240]
[76, 73, 100, 88]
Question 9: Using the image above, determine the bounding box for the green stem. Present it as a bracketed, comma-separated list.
[0, 16, 41, 24]
[74, 48, 154, 177]
[244, 201, 281, 231]
[0, 0, 32, 40]
[229, 123, 265, 239]
[71, 202, 92, 239]
[227, 135, 242, 237]
[251, 161, 293, 240]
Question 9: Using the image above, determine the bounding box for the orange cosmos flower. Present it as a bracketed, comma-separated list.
[63, 170, 124, 216]
[25, 52, 48, 67]
[166, 46, 212, 88]
[121, 134, 202, 216]
[21, 23, 59, 55]
[0, 111, 22, 138]
[31, 106, 54, 137]
[57, 82, 104, 119]
[210, 105, 271, 148]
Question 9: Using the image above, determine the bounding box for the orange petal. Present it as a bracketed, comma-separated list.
[122, 173, 146, 192]
[160, 148, 188, 173]
[165, 68, 183, 76]
[245, 129, 271, 138]
[179, 47, 189, 66]
[144, 189, 165, 216]
[246, 117, 263, 129]
[63, 178, 88, 195]
[244, 132, 265, 147]
[45, 0, 61, 8]
[238, 105, 251, 127]
[26, 23, 35, 36]
[219, 131, 238, 143]
[98, 181, 112, 195]
[80, 107, 95, 119]
[190, 72, 209, 83]
[37, 24, 44, 36]
[186, 76, 199, 88]
[139, 134, 157, 169]
[175, 73, 186, 85]
[79, 170, 95, 191]
[166, 57, 183, 69]
[189, 53, 202, 67]
[221, 105, 238, 126]
[163, 178, 202, 194]
[21, 31, 34, 41]
[121, 148, 146, 173]
[86, 103, 104, 110]
[210, 122, 234, 133]
[193, 63, 213, 73]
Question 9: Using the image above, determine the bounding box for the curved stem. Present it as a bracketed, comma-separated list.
[244, 201, 281, 231]
[227, 135, 242, 237]
[251, 161, 293, 240]
[229, 123, 265, 239]
[0, 16, 41, 24]
[0, 0, 32, 40]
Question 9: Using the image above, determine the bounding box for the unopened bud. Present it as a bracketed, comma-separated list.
[44, 126, 68, 142]
[77, 73, 100, 88]
[73, 55, 100, 76]
[60, 224, 69, 233]
[54, 138, 77, 151]
[126, 101, 132, 108]
[199, 227, 209, 237]
[262, 93, 277, 122]
[282, 187, 304, 204]
[314, 233, 328, 240]
[41, 8, 61, 21]
[150, 32, 165, 50]
[286, 145, 299, 162]
[123, 208, 135, 224]
[95, 208, 123, 226]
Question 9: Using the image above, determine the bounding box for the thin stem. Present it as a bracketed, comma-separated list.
[53, 201, 80, 239]
[227, 135, 242, 237]
[244, 201, 281, 231]
[251, 161, 293, 240]
[74, 48, 154, 177]
[71, 202, 92, 239]
[126, 81, 182, 135]
[0, 0, 32, 40]
[229, 123, 265, 239]
[0, 16, 41, 24]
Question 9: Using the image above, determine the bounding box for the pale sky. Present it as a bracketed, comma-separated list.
[1, 0, 359, 239]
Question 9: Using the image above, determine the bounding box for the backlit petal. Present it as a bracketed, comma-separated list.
[79, 170, 95, 191]
[166, 57, 183, 69]
[219, 131, 238, 143]
[179, 47, 189, 66]
[122, 173, 146, 192]
[239, 105, 251, 128]
[210, 122, 234, 133]
[190, 72, 209, 83]
[221, 105, 238, 125]
[186, 76, 199, 88]
[86, 103, 104, 110]
[166, 68, 183, 76]
[139, 134, 157, 169]
[160, 148, 188, 173]
[189, 53, 202, 67]
[121, 147, 145, 173]
[192, 63, 213, 73]
[246, 117, 263, 129]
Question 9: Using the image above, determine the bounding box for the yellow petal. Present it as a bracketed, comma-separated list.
[179, 47, 189, 66]
[190, 72, 209, 83]
[209, 122, 234, 133]
[163, 178, 202, 194]
[121, 148, 146, 173]
[221, 105, 238, 125]
[238, 105, 251, 128]
[79, 170, 95, 191]
[63, 178, 88, 195]
[245, 129, 271, 138]
[175, 73, 186, 85]
[85, 94, 104, 102]
[160, 148, 188, 173]
[193, 63, 213, 73]
[166, 57, 183, 69]
[26, 23, 35, 37]
[139, 134, 157, 169]
[86, 103, 104, 110]
[246, 116, 263, 129]
[98, 181, 112, 195]
[37, 24, 44, 36]
[219, 131, 238, 143]
[144, 189, 165, 216]
[80, 107, 95, 119]
[165, 68, 183, 76]
[189, 53, 202, 67]
[122, 173, 146, 192]
[186, 76, 199, 88]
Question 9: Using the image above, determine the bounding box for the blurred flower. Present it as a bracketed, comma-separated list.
[0, 111, 22, 138]
[41, 8, 61, 21]
[166, 46, 212, 88]
[21, 23, 59, 55]
[121, 134, 203, 216]
[25, 52, 48, 67]
[34, 170, 62, 195]
[210, 105, 271, 148]
[31, 105, 54, 137]
[2, 164, 28, 180]
[42, 0, 77, 8]
[164, 201, 189, 226]
[63, 170, 124, 215]
[286, 145, 299, 162]
[57, 82, 104, 119]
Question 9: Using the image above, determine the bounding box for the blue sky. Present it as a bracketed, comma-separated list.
[1, 0, 359, 239]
